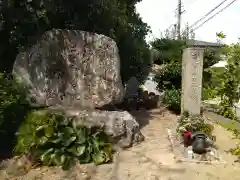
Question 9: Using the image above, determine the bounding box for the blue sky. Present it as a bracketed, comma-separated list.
[136, 0, 240, 44]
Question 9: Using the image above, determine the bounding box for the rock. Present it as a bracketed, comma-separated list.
[125, 77, 140, 99]
[142, 91, 149, 102]
[49, 106, 144, 148]
[13, 29, 124, 109]
[0, 155, 32, 178]
[147, 93, 160, 109]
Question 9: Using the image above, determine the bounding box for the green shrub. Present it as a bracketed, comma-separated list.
[163, 88, 181, 114]
[150, 38, 185, 64]
[0, 73, 29, 157]
[154, 62, 182, 114]
[177, 111, 214, 138]
[0, 73, 28, 126]
[218, 108, 236, 120]
[15, 110, 113, 170]
[154, 62, 182, 91]
[202, 87, 218, 100]
[217, 98, 237, 120]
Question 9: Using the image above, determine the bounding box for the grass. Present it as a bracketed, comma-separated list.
[217, 120, 240, 131]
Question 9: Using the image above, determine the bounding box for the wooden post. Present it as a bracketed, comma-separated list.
[181, 47, 204, 116]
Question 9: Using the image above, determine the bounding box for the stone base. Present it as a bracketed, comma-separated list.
[49, 106, 144, 149]
[167, 128, 226, 164]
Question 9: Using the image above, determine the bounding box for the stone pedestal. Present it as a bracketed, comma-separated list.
[181, 47, 204, 116]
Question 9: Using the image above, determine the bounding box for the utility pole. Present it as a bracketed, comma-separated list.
[177, 0, 182, 39]
[174, 24, 177, 39]
[186, 23, 189, 39]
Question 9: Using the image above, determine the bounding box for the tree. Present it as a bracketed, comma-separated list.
[217, 43, 240, 119]
[0, 0, 151, 83]
[151, 38, 222, 113]
[150, 38, 185, 64]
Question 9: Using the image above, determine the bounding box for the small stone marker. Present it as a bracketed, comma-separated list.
[125, 77, 140, 99]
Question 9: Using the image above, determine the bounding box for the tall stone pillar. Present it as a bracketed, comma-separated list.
[181, 47, 204, 116]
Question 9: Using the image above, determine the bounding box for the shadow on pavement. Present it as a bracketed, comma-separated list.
[129, 107, 169, 129]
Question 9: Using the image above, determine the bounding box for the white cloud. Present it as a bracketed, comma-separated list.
[136, 0, 240, 44]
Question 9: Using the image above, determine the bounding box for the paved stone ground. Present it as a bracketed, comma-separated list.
[1, 109, 240, 180]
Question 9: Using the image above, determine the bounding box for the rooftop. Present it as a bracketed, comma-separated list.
[186, 39, 224, 48]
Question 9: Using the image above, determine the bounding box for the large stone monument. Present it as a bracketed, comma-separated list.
[13, 29, 144, 149]
[13, 29, 124, 109]
[181, 47, 204, 115]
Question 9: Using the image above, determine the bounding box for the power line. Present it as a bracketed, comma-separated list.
[189, 0, 229, 29]
[192, 0, 238, 32]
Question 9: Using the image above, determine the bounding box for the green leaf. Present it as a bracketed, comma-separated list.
[44, 126, 54, 137]
[76, 137, 86, 145]
[51, 137, 61, 144]
[79, 152, 91, 164]
[68, 145, 86, 156]
[87, 144, 93, 154]
[63, 127, 74, 136]
[36, 125, 47, 131]
[52, 150, 62, 166]
[75, 129, 86, 144]
[96, 133, 109, 147]
[92, 151, 106, 165]
[62, 136, 76, 147]
[60, 118, 70, 126]
[49, 153, 57, 165]
[103, 145, 113, 158]
[40, 148, 54, 165]
[38, 136, 48, 145]
[60, 154, 66, 164]
[92, 138, 100, 150]
[62, 156, 73, 170]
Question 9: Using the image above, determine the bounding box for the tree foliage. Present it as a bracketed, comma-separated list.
[151, 38, 222, 113]
[217, 44, 240, 119]
[152, 38, 222, 92]
[0, 73, 30, 157]
[150, 38, 185, 64]
[162, 88, 181, 114]
[0, 0, 151, 83]
[154, 62, 181, 91]
[215, 42, 240, 156]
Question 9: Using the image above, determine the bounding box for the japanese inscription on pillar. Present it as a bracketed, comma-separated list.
[181, 48, 204, 116]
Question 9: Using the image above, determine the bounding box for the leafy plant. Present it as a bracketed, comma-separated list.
[202, 67, 225, 100]
[154, 63, 182, 91]
[177, 111, 214, 138]
[162, 88, 181, 114]
[150, 38, 185, 64]
[0, 73, 29, 157]
[202, 87, 218, 100]
[0, 73, 28, 126]
[15, 110, 113, 170]
[216, 43, 240, 120]
[218, 105, 236, 120]
[213, 43, 240, 157]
